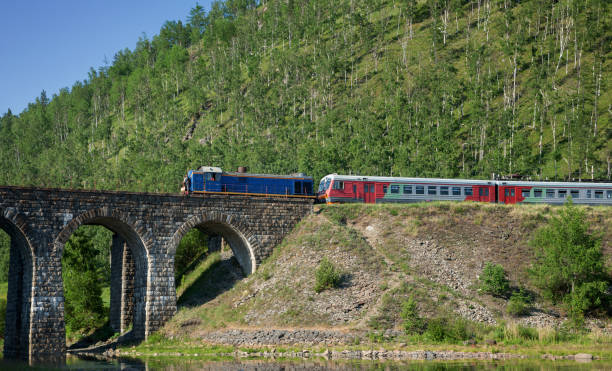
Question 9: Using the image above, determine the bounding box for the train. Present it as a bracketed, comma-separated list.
[184, 167, 612, 206]
[185, 166, 315, 198]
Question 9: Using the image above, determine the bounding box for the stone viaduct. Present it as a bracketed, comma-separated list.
[0, 186, 313, 363]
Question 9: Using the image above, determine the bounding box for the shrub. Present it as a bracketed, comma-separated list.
[401, 296, 425, 334]
[479, 262, 510, 297]
[424, 316, 474, 343]
[314, 257, 341, 293]
[529, 200, 609, 321]
[506, 289, 532, 317]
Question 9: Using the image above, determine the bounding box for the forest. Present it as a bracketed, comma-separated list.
[0, 0, 610, 194]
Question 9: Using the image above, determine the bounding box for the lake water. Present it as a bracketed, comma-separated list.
[0, 355, 610, 371]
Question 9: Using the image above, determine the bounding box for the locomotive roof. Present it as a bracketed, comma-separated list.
[322, 174, 493, 185]
[192, 167, 313, 180]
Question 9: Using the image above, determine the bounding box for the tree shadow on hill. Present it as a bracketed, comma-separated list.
[177, 255, 244, 308]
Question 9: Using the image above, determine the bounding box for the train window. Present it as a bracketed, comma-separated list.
[464, 187, 473, 196]
[353, 185, 356, 196]
[510, 189, 515, 196]
[479, 188, 489, 197]
[479, 188, 483, 196]
[383, 185, 388, 193]
[440, 186, 449, 195]
[452, 187, 461, 195]
[586, 190, 591, 198]
[534, 189, 542, 197]
[333, 181, 344, 190]
[522, 189, 530, 198]
[416, 185, 425, 195]
[558, 190, 567, 198]
[571, 190, 579, 199]
[595, 191, 603, 199]
[403, 185, 412, 194]
[546, 189, 555, 198]
[294, 182, 302, 194]
[607, 191, 612, 199]
[428, 186, 437, 195]
[391, 185, 400, 194]
[504, 189, 509, 197]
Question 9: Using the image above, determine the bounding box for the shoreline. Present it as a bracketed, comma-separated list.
[75, 347, 599, 363]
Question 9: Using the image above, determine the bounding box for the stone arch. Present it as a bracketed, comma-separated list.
[54, 208, 150, 340]
[0, 208, 35, 360]
[170, 212, 259, 276]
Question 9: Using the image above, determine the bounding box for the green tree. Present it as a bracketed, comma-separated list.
[175, 228, 209, 282]
[63, 228, 105, 334]
[530, 200, 610, 320]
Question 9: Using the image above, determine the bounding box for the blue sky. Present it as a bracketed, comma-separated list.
[0, 0, 213, 115]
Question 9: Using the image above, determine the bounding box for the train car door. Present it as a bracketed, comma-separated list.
[364, 183, 376, 203]
[502, 186, 516, 204]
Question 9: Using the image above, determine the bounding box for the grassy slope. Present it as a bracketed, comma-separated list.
[150, 203, 611, 356]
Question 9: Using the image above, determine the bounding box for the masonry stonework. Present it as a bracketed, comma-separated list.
[0, 186, 313, 363]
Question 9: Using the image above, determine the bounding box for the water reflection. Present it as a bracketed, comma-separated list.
[0, 355, 609, 371]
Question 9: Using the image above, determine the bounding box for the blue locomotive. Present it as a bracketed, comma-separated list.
[185, 166, 315, 198]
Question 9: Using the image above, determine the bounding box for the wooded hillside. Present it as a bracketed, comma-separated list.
[0, 0, 610, 192]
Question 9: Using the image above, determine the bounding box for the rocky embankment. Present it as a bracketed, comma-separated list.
[162, 203, 612, 345]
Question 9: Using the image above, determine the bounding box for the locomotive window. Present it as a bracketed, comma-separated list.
[416, 186, 425, 195]
[452, 187, 461, 195]
[304, 183, 312, 195]
[383, 185, 388, 193]
[294, 182, 302, 194]
[534, 189, 542, 197]
[511, 189, 515, 197]
[595, 190, 603, 199]
[464, 187, 473, 196]
[546, 189, 555, 198]
[440, 186, 449, 195]
[390, 185, 400, 194]
[428, 186, 437, 195]
[333, 181, 344, 190]
[558, 190, 567, 198]
[403, 185, 413, 194]
[522, 189, 530, 198]
[570, 190, 579, 199]
[607, 191, 612, 199]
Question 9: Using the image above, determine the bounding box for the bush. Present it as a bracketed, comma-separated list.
[506, 289, 532, 317]
[424, 316, 474, 343]
[314, 257, 341, 293]
[530, 200, 610, 320]
[401, 296, 425, 334]
[479, 262, 510, 297]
